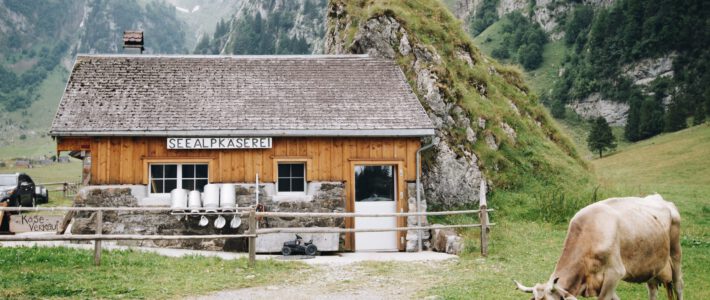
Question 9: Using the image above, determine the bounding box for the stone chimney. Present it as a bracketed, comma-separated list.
[123, 31, 144, 54]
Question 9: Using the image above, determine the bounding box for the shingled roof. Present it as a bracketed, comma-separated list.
[50, 54, 434, 137]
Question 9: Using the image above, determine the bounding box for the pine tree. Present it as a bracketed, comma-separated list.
[587, 117, 617, 158]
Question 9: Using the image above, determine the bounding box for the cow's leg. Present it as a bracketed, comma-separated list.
[597, 271, 623, 300]
[597, 254, 625, 300]
[647, 280, 658, 300]
[670, 212, 684, 300]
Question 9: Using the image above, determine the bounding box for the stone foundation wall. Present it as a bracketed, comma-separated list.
[406, 182, 431, 252]
[70, 182, 346, 252]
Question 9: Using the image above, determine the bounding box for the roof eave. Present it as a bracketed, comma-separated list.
[49, 128, 436, 138]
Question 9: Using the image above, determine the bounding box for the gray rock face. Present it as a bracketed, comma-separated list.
[225, 0, 326, 54]
[450, 0, 480, 22]
[452, 0, 613, 40]
[325, 12, 485, 208]
[623, 53, 676, 86]
[568, 93, 630, 126]
[570, 53, 675, 125]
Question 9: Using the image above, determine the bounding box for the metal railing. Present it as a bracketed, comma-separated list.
[0, 204, 493, 267]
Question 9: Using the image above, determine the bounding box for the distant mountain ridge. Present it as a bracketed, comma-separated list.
[0, 0, 325, 156]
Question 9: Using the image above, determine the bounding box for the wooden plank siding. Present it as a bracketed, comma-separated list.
[56, 137, 421, 185]
[58, 136, 421, 251]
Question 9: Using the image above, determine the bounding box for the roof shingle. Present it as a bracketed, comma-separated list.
[50, 55, 434, 137]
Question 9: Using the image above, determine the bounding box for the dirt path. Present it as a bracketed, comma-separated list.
[188, 259, 457, 300]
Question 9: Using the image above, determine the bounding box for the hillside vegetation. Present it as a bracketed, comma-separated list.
[193, 0, 327, 55]
[329, 0, 595, 213]
[463, 0, 709, 143]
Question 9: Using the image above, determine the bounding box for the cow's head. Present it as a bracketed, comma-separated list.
[513, 278, 577, 300]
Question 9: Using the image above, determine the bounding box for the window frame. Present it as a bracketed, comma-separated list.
[275, 161, 307, 195]
[148, 163, 210, 195]
[143, 158, 214, 196]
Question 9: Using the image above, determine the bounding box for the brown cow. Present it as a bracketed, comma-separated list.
[515, 194, 683, 300]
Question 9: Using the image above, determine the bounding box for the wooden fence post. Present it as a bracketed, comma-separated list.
[248, 209, 256, 268]
[94, 209, 103, 266]
[479, 181, 489, 257]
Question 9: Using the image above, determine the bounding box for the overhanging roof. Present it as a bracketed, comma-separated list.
[50, 54, 435, 137]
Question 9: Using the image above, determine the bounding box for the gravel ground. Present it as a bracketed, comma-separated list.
[187, 259, 457, 300]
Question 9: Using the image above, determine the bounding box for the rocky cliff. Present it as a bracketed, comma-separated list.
[325, 0, 588, 208]
[194, 0, 327, 55]
[455, 0, 614, 39]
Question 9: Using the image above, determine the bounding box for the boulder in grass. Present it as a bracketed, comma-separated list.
[430, 225, 464, 255]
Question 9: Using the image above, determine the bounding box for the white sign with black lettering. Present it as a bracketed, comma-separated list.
[167, 137, 272, 149]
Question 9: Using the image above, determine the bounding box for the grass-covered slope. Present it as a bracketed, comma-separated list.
[593, 123, 710, 239]
[423, 125, 710, 299]
[331, 0, 594, 215]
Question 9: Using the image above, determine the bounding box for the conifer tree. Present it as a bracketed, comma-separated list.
[587, 117, 617, 158]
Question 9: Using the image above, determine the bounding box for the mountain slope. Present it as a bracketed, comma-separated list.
[0, 0, 190, 157]
[0, 0, 330, 159]
[325, 0, 593, 210]
[453, 0, 709, 142]
[193, 0, 327, 55]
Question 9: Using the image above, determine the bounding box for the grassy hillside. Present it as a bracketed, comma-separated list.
[0, 66, 68, 159]
[426, 124, 710, 299]
[472, 18, 565, 98]
[593, 123, 710, 238]
[332, 0, 595, 215]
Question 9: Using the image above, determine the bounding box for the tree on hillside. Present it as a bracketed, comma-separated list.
[587, 117, 617, 158]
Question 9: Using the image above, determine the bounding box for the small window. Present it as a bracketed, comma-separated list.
[277, 163, 306, 193]
[149, 163, 208, 194]
[181, 164, 209, 192]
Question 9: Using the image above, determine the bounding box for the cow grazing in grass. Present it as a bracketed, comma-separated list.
[515, 194, 683, 300]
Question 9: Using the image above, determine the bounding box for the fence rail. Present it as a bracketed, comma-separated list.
[39, 182, 80, 198]
[0, 203, 493, 267]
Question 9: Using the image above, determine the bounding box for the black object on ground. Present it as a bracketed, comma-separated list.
[282, 234, 318, 256]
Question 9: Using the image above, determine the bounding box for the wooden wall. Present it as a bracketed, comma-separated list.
[57, 137, 421, 185]
[58, 136, 422, 250]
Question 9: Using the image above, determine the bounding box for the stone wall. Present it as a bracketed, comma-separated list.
[406, 182, 431, 252]
[70, 182, 346, 252]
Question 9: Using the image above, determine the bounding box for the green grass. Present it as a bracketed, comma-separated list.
[592, 123, 710, 240]
[428, 123, 710, 299]
[0, 160, 82, 184]
[0, 246, 304, 299]
[0, 160, 82, 207]
[525, 40, 566, 96]
[472, 19, 567, 96]
[471, 19, 505, 56]
[556, 109, 630, 160]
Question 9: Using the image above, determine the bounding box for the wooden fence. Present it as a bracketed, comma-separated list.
[0, 205, 493, 267]
[39, 182, 81, 198]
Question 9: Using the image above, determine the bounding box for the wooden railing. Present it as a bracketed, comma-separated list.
[0, 204, 493, 267]
[39, 182, 81, 198]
